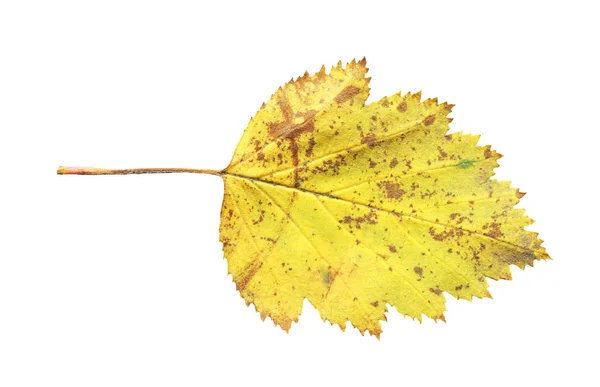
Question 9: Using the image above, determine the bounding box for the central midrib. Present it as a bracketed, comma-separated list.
[222, 171, 541, 256]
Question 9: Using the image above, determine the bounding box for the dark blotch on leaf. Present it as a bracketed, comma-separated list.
[334, 85, 361, 104]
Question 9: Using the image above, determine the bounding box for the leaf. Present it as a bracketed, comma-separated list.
[58, 58, 549, 337]
[218, 58, 548, 337]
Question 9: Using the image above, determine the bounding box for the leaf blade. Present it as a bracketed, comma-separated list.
[219, 59, 548, 336]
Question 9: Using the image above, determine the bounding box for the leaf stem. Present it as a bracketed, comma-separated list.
[56, 166, 222, 175]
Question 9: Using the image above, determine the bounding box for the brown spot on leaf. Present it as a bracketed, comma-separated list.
[237, 261, 263, 293]
[305, 137, 316, 157]
[500, 248, 538, 267]
[321, 267, 338, 286]
[361, 133, 377, 148]
[370, 301, 379, 307]
[396, 101, 407, 112]
[484, 223, 504, 239]
[334, 85, 361, 104]
[414, 266, 423, 276]
[423, 115, 436, 126]
[484, 147, 492, 159]
[257, 152, 265, 161]
[289, 139, 300, 166]
[340, 211, 378, 229]
[221, 236, 231, 248]
[266, 97, 318, 186]
[429, 227, 462, 241]
[262, 237, 277, 244]
[252, 210, 265, 225]
[389, 158, 398, 168]
[429, 287, 443, 296]
[269, 115, 316, 140]
[379, 182, 406, 200]
[388, 245, 397, 253]
[437, 146, 448, 160]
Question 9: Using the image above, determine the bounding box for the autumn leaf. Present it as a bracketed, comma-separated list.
[58, 58, 549, 337]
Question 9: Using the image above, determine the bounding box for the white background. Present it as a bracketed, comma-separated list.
[1, 1, 599, 386]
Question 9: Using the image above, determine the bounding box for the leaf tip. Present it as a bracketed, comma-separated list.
[278, 318, 294, 332]
[366, 328, 382, 340]
[260, 311, 268, 321]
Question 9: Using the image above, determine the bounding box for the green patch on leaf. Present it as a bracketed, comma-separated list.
[457, 159, 476, 169]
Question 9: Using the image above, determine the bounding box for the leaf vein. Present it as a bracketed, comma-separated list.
[250, 181, 373, 321]
[256, 113, 435, 180]
[328, 159, 487, 195]
[227, 173, 540, 256]
[316, 197, 439, 318]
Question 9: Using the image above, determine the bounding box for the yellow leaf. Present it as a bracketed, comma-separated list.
[57, 58, 549, 338]
[219, 58, 548, 337]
